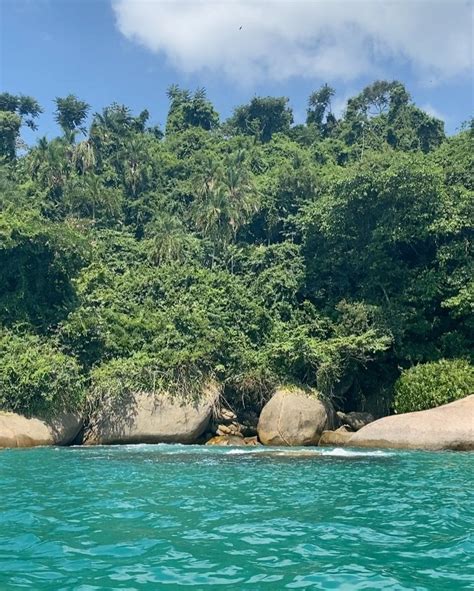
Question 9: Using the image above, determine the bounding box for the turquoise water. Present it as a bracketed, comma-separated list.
[0, 445, 473, 591]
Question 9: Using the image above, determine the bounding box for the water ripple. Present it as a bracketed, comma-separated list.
[0, 445, 473, 590]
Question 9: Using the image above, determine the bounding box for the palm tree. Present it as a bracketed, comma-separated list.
[222, 150, 259, 242]
[192, 151, 259, 268]
[193, 160, 229, 254]
[28, 136, 49, 179]
[29, 137, 71, 203]
[65, 174, 122, 222]
[73, 139, 96, 175]
[148, 213, 190, 265]
[116, 136, 151, 200]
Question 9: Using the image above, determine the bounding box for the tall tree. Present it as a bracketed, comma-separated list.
[341, 81, 445, 153]
[166, 86, 219, 135]
[306, 84, 336, 136]
[226, 97, 293, 142]
[0, 93, 42, 159]
[54, 95, 90, 141]
[193, 151, 259, 264]
[28, 137, 72, 214]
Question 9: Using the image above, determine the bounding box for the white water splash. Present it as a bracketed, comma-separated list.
[67, 443, 395, 458]
[225, 447, 394, 458]
[319, 447, 394, 458]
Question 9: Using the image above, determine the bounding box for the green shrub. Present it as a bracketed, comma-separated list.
[394, 359, 474, 413]
[0, 331, 84, 417]
[89, 352, 210, 408]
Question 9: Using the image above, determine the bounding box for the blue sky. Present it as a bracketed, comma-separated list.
[1, 0, 472, 143]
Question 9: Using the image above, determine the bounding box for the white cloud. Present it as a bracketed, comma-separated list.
[332, 90, 358, 119]
[112, 0, 473, 84]
[421, 103, 447, 122]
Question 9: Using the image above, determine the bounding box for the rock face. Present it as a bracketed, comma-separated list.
[337, 411, 374, 431]
[257, 388, 335, 446]
[319, 426, 353, 446]
[85, 385, 219, 445]
[350, 395, 474, 451]
[0, 412, 82, 448]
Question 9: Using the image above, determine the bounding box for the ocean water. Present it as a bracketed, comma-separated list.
[0, 445, 473, 591]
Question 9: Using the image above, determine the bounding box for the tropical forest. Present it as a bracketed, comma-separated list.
[0, 81, 473, 423]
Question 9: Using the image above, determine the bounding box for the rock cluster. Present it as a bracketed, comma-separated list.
[214, 408, 242, 437]
[1, 385, 472, 451]
[203, 406, 260, 446]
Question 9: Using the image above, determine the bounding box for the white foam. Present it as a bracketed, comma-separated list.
[319, 447, 394, 457]
[225, 449, 251, 454]
[224, 447, 394, 458]
[67, 443, 394, 458]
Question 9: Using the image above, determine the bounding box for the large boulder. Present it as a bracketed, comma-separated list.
[350, 395, 474, 451]
[257, 388, 335, 446]
[85, 384, 220, 445]
[0, 412, 82, 448]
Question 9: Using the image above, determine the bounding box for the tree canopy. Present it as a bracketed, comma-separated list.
[0, 80, 472, 417]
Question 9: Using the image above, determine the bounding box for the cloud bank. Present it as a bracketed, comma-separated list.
[112, 0, 473, 84]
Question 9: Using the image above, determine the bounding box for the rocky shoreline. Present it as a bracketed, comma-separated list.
[1, 388, 473, 451]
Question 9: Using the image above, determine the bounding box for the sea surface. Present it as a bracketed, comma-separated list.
[0, 445, 473, 590]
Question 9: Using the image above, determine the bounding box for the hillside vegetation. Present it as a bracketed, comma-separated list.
[0, 81, 472, 417]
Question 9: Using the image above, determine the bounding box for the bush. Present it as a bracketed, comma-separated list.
[89, 352, 210, 406]
[394, 359, 474, 413]
[0, 331, 84, 417]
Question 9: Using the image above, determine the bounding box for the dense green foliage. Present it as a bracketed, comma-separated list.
[0, 82, 472, 416]
[0, 330, 84, 416]
[394, 359, 474, 413]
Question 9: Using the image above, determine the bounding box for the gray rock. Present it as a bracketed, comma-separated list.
[85, 384, 220, 445]
[0, 412, 82, 448]
[257, 388, 335, 446]
[350, 395, 474, 451]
